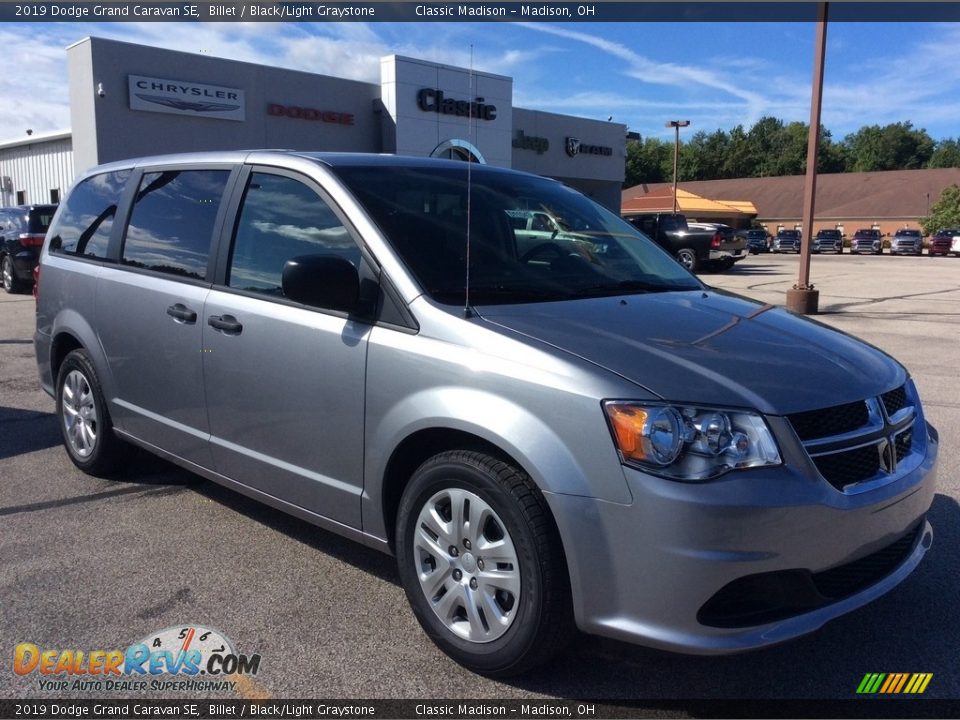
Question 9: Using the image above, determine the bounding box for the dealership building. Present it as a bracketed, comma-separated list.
[0, 36, 626, 211]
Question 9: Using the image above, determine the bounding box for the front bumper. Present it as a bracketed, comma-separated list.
[545, 421, 937, 654]
[891, 243, 921, 254]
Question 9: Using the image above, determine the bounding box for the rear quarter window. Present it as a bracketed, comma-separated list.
[121, 169, 230, 280]
[28, 208, 56, 234]
[48, 172, 130, 258]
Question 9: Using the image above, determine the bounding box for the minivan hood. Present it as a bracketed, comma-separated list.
[477, 290, 904, 416]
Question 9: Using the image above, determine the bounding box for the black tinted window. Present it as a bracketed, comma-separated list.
[49, 172, 130, 258]
[227, 173, 359, 295]
[334, 165, 701, 305]
[28, 207, 56, 233]
[122, 169, 229, 280]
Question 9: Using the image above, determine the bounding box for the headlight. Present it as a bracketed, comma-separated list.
[603, 401, 781, 481]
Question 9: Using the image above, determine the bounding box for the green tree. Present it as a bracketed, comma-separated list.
[679, 130, 730, 181]
[843, 122, 935, 172]
[921, 184, 960, 235]
[928, 139, 960, 168]
[748, 116, 787, 177]
[623, 136, 672, 188]
[817, 128, 848, 173]
[721, 125, 755, 178]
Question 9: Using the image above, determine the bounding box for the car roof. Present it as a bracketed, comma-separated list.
[77, 150, 550, 183]
[2, 204, 57, 212]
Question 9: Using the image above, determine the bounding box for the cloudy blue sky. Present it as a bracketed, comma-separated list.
[4, 19, 960, 143]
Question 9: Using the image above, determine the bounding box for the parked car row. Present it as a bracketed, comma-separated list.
[735, 226, 960, 257]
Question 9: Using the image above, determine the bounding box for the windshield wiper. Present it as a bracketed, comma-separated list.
[430, 285, 561, 303]
[569, 280, 694, 297]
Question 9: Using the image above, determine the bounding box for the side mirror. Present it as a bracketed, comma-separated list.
[282, 254, 359, 313]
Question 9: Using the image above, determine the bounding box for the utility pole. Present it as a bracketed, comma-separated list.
[787, 2, 828, 315]
[666, 120, 690, 214]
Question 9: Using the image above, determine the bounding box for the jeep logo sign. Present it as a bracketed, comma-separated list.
[514, 130, 549, 155]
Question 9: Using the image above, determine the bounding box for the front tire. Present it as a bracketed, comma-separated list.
[56, 349, 127, 476]
[396, 450, 573, 676]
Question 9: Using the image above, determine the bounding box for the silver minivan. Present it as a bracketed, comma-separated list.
[35, 152, 937, 676]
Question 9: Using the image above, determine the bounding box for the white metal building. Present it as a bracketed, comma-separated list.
[0, 131, 73, 208]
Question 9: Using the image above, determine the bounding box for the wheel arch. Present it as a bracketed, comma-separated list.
[379, 427, 522, 554]
[48, 310, 117, 404]
[50, 331, 84, 382]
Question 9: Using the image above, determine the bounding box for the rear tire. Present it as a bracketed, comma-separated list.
[56, 349, 128, 477]
[2, 255, 23, 293]
[676, 248, 698, 273]
[396, 450, 574, 676]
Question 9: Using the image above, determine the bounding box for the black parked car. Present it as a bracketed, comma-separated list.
[0, 204, 56, 293]
[738, 228, 770, 254]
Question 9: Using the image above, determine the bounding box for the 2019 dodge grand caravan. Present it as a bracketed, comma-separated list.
[35, 152, 937, 676]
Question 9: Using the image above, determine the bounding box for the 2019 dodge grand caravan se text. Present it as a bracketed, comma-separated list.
[35, 152, 937, 676]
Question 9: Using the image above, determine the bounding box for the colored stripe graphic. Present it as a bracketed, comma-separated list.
[857, 673, 932, 694]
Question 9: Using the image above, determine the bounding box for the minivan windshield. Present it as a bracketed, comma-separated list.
[333, 165, 702, 305]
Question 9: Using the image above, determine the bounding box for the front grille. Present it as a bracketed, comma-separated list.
[812, 524, 921, 599]
[792, 386, 918, 493]
[788, 400, 869, 441]
[698, 523, 923, 628]
[812, 444, 880, 490]
[881, 385, 908, 417]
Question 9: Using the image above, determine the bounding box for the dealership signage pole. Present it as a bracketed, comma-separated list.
[788, 2, 828, 315]
[666, 120, 690, 215]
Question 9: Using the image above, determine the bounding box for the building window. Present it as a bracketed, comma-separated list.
[50, 189, 60, 204]
[16, 191, 25, 205]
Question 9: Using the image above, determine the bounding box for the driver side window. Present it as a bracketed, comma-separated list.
[228, 172, 360, 296]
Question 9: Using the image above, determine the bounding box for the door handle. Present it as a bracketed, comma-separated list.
[208, 314, 243, 334]
[166, 303, 197, 323]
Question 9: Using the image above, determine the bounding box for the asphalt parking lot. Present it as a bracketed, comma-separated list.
[1, 252, 958, 705]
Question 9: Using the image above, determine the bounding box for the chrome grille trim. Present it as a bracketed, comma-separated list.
[789, 384, 922, 493]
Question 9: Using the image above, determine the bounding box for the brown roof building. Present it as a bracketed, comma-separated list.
[622, 167, 960, 236]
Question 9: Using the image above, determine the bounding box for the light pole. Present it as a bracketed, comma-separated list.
[786, 1, 827, 316]
[666, 120, 690, 214]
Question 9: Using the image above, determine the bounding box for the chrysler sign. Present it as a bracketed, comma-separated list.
[128, 75, 245, 122]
